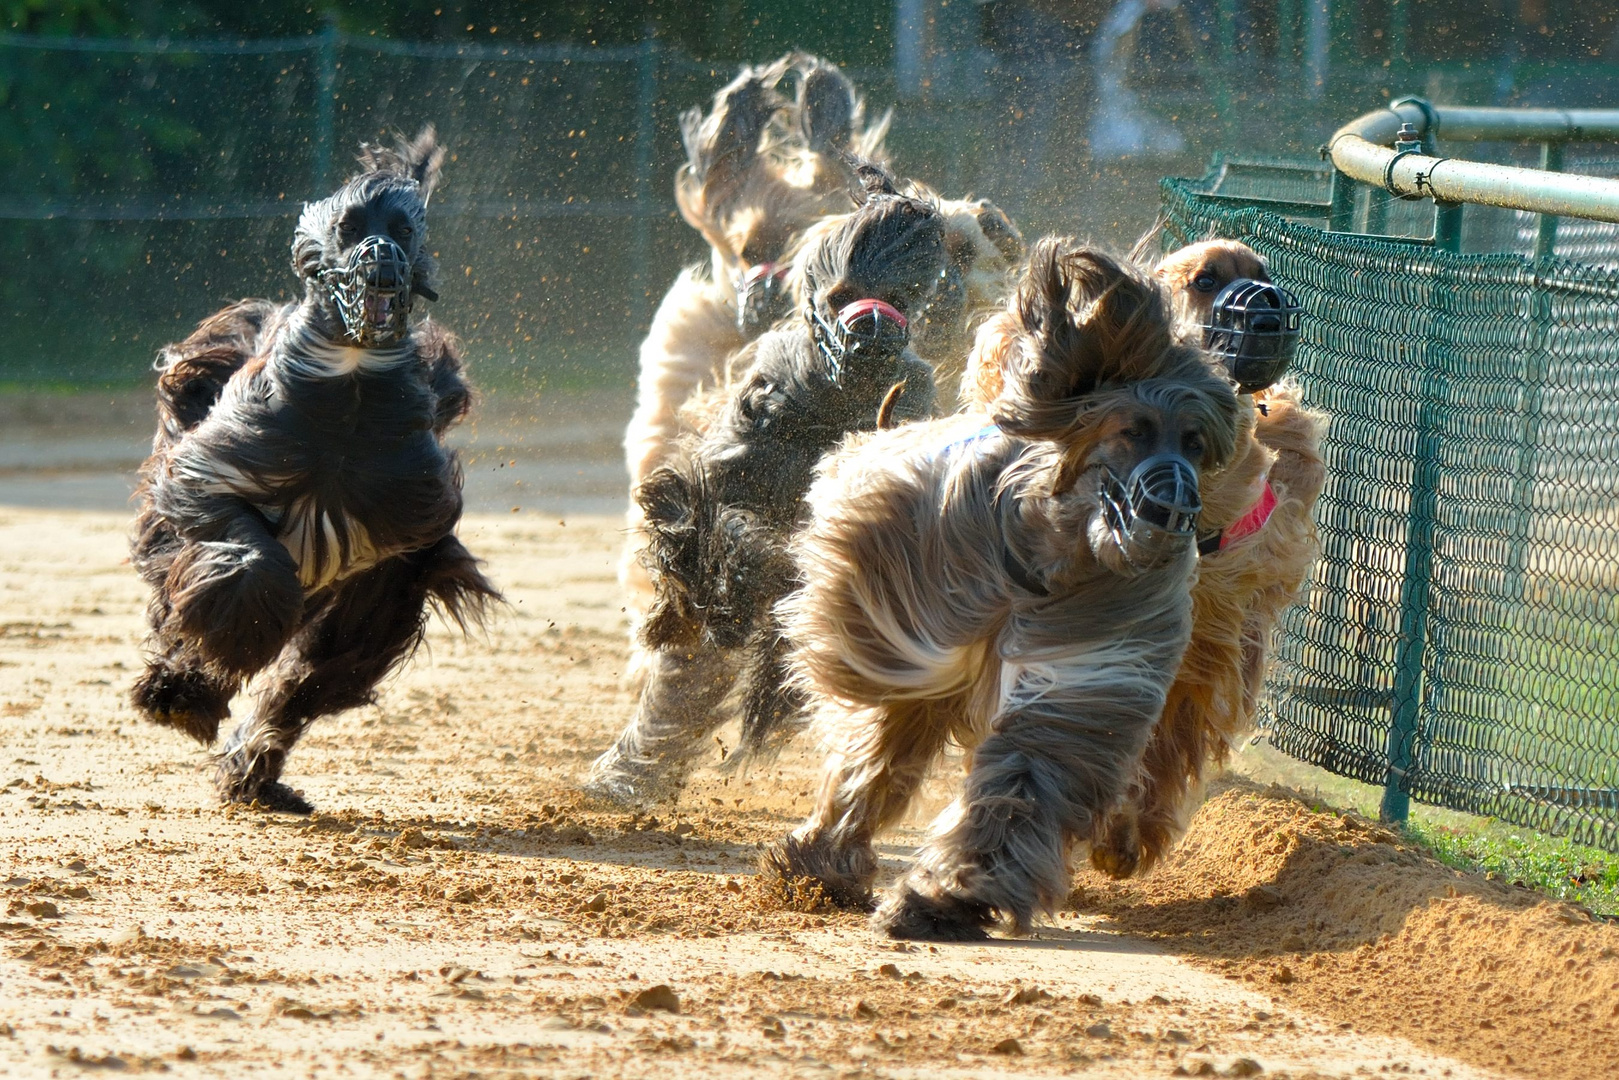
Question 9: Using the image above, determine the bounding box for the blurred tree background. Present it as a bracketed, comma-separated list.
[5, 0, 1618, 387]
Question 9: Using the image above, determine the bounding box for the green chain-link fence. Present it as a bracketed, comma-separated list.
[1162, 161, 1619, 852]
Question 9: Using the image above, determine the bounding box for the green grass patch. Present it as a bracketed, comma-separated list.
[1402, 818, 1619, 918]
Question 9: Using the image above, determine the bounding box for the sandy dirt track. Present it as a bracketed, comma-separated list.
[0, 507, 1614, 1079]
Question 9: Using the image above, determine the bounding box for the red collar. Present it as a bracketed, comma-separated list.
[1198, 481, 1277, 556]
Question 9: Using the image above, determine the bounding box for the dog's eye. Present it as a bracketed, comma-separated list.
[1192, 271, 1218, 292]
[397, 224, 414, 239]
[1182, 432, 1205, 457]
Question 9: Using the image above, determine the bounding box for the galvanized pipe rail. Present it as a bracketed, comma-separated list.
[1320, 100, 1619, 827]
[1327, 100, 1619, 227]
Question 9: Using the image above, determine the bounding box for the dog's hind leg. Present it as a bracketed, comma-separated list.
[762, 695, 960, 910]
[215, 537, 492, 814]
[583, 644, 740, 809]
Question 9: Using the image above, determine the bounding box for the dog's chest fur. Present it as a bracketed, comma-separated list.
[179, 326, 461, 592]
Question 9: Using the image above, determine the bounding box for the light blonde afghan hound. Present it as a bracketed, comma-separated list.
[963, 236, 1327, 879]
[763, 240, 1243, 939]
[619, 54, 892, 677]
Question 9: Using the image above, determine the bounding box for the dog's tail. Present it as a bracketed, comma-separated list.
[637, 456, 794, 654]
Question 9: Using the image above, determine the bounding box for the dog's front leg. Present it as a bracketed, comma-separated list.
[158, 496, 304, 680]
[583, 644, 741, 808]
[875, 656, 1166, 940]
[214, 538, 480, 814]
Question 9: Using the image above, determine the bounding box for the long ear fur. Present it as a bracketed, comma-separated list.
[797, 61, 856, 152]
[992, 239, 1180, 442]
[358, 125, 446, 203]
[674, 60, 792, 261]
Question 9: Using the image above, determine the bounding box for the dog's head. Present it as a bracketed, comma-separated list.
[1155, 239, 1301, 393]
[292, 126, 445, 347]
[795, 164, 946, 384]
[992, 239, 1242, 571]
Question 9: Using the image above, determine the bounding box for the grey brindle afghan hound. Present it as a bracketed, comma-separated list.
[762, 239, 1243, 940]
[129, 127, 499, 813]
[586, 165, 949, 807]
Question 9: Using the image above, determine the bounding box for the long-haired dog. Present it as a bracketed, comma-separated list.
[587, 167, 950, 807]
[1088, 239, 1327, 878]
[763, 241, 1243, 939]
[962, 236, 1327, 877]
[129, 127, 499, 813]
[619, 57, 1023, 686]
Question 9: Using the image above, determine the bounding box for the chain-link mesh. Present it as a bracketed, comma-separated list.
[1163, 165, 1619, 852]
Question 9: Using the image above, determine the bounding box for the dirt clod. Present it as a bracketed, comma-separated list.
[630, 984, 680, 1013]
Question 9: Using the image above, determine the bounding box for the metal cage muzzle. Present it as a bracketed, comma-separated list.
[1099, 452, 1202, 570]
[736, 262, 792, 338]
[320, 234, 416, 348]
[809, 298, 910, 383]
[1203, 278, 1303, 394]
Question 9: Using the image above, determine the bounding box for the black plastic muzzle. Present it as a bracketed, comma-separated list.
[809, 298, 909, 383]
[736, 262, 792, 337]
[1204, 278, 1303, 394]
[321, 235, 416, 348]
[1099, 453, 1202, 570]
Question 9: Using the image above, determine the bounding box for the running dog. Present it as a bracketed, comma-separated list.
[1089, 239, 1326, 878]
[620, 57, 1023, 687]
[129, 127, 499, 813]
[764, 241, 1242, 939]
[588, 165, 948, 807]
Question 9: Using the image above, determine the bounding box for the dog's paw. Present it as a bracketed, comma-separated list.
[130, 665, 230, 745]
[579, 755, 680, 811]
[873, 885, 994, 942]
[247, 782, 315, 816]
[758, 836, 875, 912]
[1090, 810, 1145, 880]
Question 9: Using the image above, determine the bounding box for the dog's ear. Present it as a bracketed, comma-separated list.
[993, 239, 1175, 439]
[291, 198, 332, 279]
[797, 61, 856, 152]
[399, 125, 445, 204]
[675, 64, 787, 260]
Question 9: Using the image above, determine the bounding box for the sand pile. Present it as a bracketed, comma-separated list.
[1075, 782, 1619, 1079]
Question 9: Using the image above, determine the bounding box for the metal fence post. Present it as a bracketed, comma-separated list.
[1535, 142, 1564, 260]
[1328, 168, 1355, 232]
[1382, 293, 1448, 826]
[633, 33, 659, 326]
[313, 14, 338, 195]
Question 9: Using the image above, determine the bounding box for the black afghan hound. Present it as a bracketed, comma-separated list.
[129, 126, 500, 814]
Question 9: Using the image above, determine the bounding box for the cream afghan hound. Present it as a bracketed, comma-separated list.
[963, 236, 1327, 878]
[763, 240, 1243, 939]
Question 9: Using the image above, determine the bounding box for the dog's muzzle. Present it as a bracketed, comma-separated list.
[736, 262, 791, 337]
[1203, 278, 1303, 394]
[1099, 453, 1202, 570]
[810, 298, 909, 383]
[321, 235, 418, 348]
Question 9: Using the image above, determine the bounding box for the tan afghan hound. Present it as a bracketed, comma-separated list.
[963, 237, 1327, 878]
[763, 241, 1243, 939]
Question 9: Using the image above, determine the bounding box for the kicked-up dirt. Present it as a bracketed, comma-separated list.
[0, 505, 1613, 1079]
